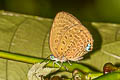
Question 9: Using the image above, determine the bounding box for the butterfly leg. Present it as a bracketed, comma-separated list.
[64, 57, 72, 65]
[59, 62, 68, 71]
[40, 55, 51, 64]
[53, 61, 55, 67]
[53, 61, 61, 67]
[46, 60, 50, 64]
[68, 60, 72, 65]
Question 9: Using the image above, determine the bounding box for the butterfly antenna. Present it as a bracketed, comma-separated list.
[40, 55, 51, 64]
[65, 57, 72, 65]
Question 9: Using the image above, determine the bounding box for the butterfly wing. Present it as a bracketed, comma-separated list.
[62, 24, 93, 61]
[50, 11, 93, 61]
[49, 12, 80, 58]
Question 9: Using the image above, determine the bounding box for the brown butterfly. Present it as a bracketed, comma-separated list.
[49, 11, 93, 64]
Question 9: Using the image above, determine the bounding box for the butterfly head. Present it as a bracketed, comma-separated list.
[50, 54, 67, 62]
[50, 54, 56, 60]
[50, 54, 61, 62]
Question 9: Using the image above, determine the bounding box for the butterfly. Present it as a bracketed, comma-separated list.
[49, 11, 93, 65]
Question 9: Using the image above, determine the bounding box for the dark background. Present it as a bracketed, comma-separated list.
[0, 0, 120, 23]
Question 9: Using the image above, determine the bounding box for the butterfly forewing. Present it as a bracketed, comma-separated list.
[49, 11, 93, 61]
[50, 12, 80, 57]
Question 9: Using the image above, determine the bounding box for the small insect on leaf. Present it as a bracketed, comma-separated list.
[49, 11, 93, 63]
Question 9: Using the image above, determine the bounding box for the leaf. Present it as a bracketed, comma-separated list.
[0, 11, 52, 80]
[81, 22, 120, 71]
[93, 72, 120, 80]
[0, 11, 120, 80]
[28, 62, 59, 80]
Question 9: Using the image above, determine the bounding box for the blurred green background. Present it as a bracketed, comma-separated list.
[0, 0, 120, 23]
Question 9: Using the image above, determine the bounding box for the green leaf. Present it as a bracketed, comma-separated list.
[93, 72, 120, 80]
[0, 10, 52, 80]
[81, 22, 120, 71]
[0, 11, 120, 80]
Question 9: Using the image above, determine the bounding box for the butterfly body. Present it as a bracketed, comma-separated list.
[50, 54, 66, 62]
[49, 11, 93, 62]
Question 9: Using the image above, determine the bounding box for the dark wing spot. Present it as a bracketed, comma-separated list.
[70, 34, 72, 37]
[65, 36, 67, 39]
[73, 48, 76, 51]
[74, 35, 79, 39]
[68, 46, 70, 48]
[55, 48, 57, 50]
[80, 30, 83, 32]
[62, 41, 65, 44]
[55, 40, 58, 43]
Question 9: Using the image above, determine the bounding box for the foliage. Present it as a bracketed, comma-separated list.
[0, 11, 120, 80]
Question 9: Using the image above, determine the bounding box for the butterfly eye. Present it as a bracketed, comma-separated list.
[50, 55, 55, 60]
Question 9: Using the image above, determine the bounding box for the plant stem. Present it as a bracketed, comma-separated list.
[0, 50, 94, 72]
[0, 50, 42, 64]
